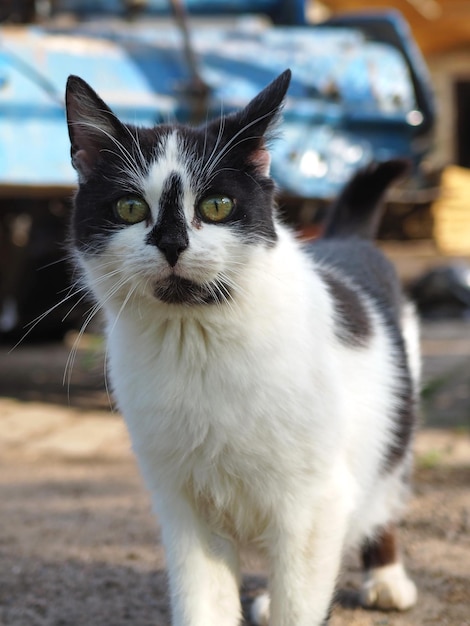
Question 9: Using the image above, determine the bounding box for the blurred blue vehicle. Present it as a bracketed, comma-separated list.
[0, 0, 437, 339]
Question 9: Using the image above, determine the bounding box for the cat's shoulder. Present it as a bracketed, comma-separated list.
[306, 237, 396, 289]
[305, 237, 403, 332]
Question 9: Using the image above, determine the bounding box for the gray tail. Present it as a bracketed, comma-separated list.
[321, 159, 410, 240]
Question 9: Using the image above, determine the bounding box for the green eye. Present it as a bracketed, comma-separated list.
[198, 195, 234, 223]
[115, 196, 150, 224]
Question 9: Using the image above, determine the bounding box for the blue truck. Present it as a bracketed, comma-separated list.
[0, 0, 437, 339]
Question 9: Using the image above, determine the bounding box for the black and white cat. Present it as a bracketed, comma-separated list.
[65, 69, 419, 626]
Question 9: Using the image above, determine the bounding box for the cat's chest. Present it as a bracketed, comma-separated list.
[111, 315, 276, 432]
[107, 312, 330, 470]
[106, 310, 350, 541]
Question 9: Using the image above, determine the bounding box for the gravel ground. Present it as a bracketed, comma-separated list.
[0, 320, 469, 626]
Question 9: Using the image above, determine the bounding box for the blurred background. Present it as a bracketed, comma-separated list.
[0, 3, 469, 625]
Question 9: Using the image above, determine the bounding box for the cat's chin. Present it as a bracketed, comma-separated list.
[152, 275, 229, 306]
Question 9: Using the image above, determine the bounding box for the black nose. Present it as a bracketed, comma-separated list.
[147, 226, 189, 267]
[156, 236, 189, 267]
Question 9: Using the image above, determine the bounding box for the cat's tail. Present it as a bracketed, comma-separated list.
[321, 159, 410, 240]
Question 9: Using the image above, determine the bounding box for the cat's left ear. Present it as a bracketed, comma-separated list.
[219, 69, 291, 176]
[65, 75, 126, 182]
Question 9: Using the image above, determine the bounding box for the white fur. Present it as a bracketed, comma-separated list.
[251, 593, 270, 626]
[360, 562, 418, 610]
[77, 133, 417, 626]
[401, 299, 421, 390]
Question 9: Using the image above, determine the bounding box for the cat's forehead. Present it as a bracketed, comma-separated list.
[144, 130, 195, 200]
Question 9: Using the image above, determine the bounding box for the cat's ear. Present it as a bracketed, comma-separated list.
[65, 75, 125, 181]
[238, 69, 291, 134]
[215, 69, 291, 176]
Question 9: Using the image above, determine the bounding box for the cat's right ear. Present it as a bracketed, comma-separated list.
[65, 75, 124, 181]
[210, 69, 291, 176]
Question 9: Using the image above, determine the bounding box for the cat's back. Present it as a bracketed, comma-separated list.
[306, 237, 403, 326]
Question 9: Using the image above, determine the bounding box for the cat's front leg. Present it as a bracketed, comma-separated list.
[153, 488, 242, 626]
[252, 481, 351, 626]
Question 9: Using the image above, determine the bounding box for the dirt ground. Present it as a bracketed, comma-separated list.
[0, 321, 469, 626]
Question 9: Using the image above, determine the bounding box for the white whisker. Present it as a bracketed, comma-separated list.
[63, 272, 133, 400]
[102, 281, 139, 412]
[9, 283, 89, 352]
[200, 115, 226, 181]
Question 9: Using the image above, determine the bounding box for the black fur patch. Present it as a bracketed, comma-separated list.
[146, 172, 189, 267]
[70, 127, 167, 254]
[361, 526, 398, 570]
[309, 239, 416, 469]
[153, 275, 230, 305]
[383, 348, 416, 470]
[182, 126, 278, 245]
[70, 120, 279, 253]
[319, 269, 371, 348]
[322, 159, 410, 240]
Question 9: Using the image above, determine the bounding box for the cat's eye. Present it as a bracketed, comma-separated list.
[198, 195, 234, 223]
[115, 196, 150, 224]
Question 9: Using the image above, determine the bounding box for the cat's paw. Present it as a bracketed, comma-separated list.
[360, 562, 417, 611]
[250, 592, 270, 626]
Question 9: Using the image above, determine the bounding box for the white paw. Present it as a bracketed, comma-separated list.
[360, 562, 417, 611]
[250, 592, 270, 626]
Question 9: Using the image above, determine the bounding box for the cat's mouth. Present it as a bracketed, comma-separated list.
[153, 275, 230, 305]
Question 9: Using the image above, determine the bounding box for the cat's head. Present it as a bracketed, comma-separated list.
[65, 70, 291, 309]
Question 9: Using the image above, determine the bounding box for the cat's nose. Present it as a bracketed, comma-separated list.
[146, 216, 189, 267]
[157, 241, 188, 267]
[154, 232, 189, 267]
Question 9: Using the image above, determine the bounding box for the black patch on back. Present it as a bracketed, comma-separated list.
[318, 268, 371, 347]
[308, 239, 403, 317]
[307, 238, 417, 470]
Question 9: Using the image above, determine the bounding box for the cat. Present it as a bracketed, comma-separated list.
[65, 69, 419, 626]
